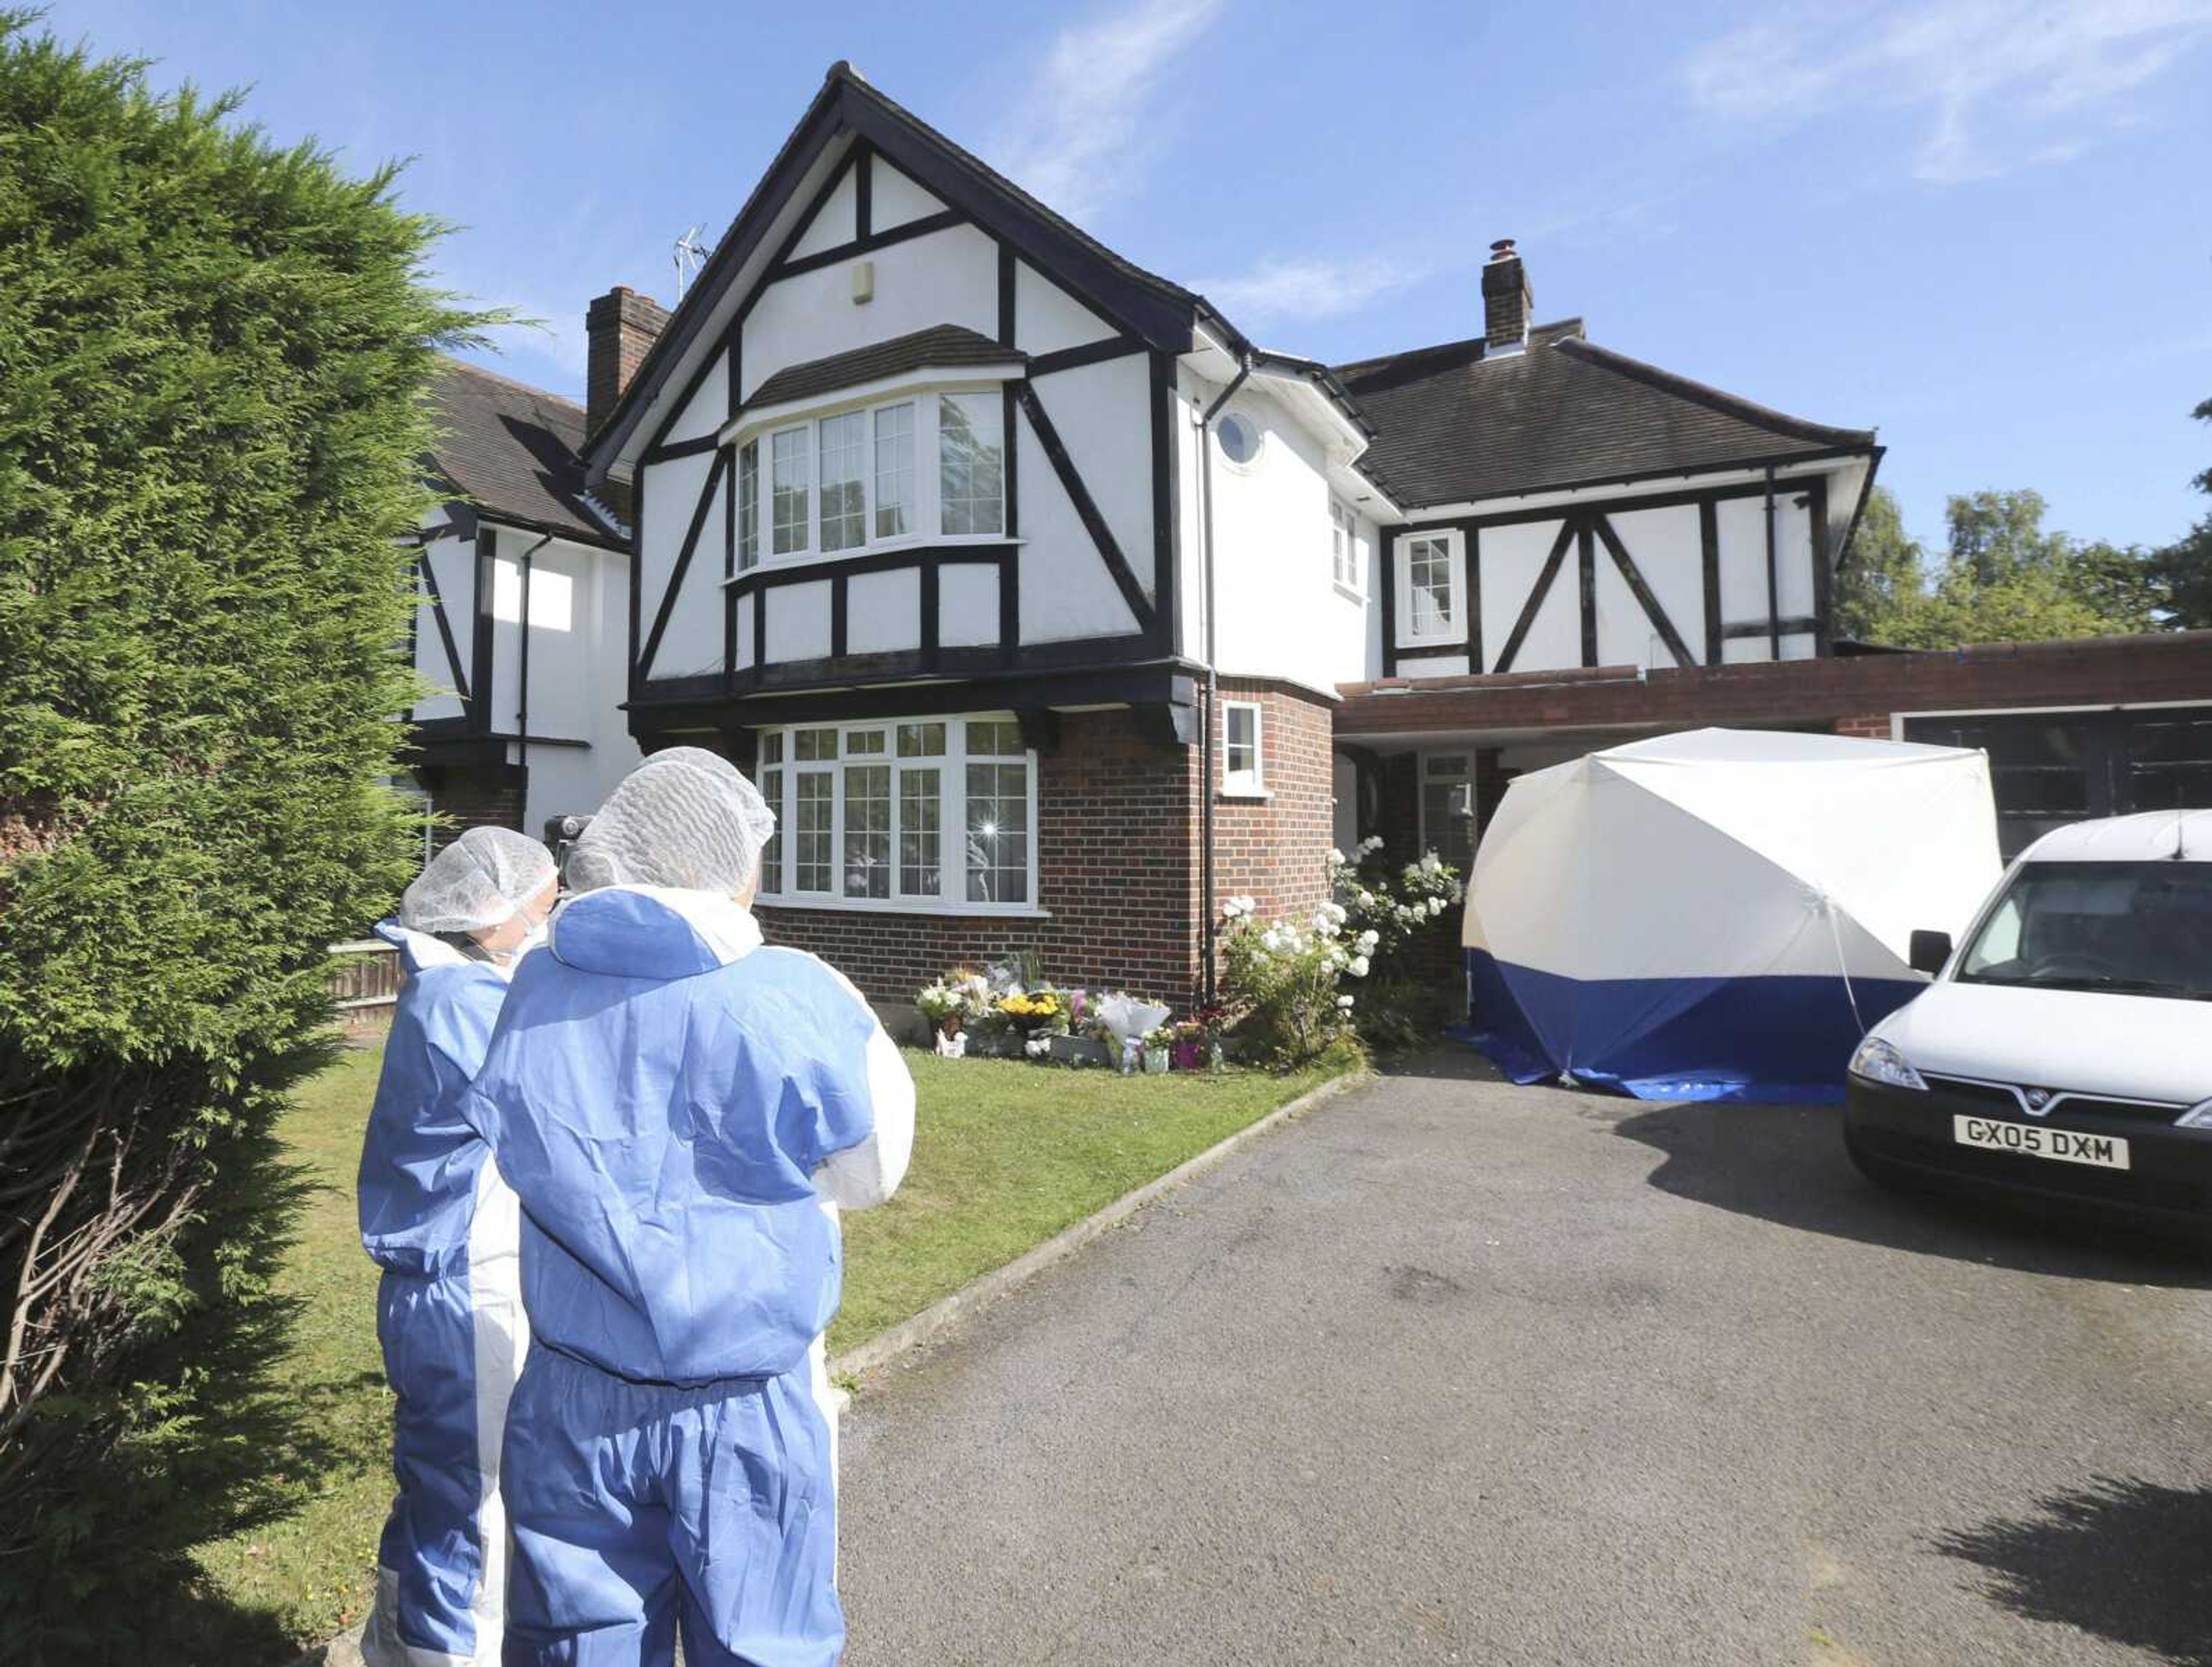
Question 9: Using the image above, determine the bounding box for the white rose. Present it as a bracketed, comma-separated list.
[1337, 995, 1355, 1010]
[1358, 929, 1380, 953]
[1349, 955, 1370, 978]
[1328, 847, 1344, 865]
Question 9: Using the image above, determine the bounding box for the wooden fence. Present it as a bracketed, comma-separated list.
[328, 938, 401, 1035]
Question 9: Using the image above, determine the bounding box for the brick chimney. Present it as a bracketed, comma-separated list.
[1481, 238, 1532, 351]
[585, 285, 670, 438]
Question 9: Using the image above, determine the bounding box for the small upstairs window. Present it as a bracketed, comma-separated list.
[1331, 497, 1361, 594]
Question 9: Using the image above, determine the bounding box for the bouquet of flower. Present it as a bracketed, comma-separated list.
[996, 989, 1066, 1033]
[1096, 991, 1172, 1073]
[1167, 1017, 1215, 1071]
[917, 968, 991, 1032]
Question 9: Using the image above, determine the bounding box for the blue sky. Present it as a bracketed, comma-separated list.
[41, 0, 2212, 550]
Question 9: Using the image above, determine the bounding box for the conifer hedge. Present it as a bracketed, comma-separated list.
[0, 16, 487, 1647]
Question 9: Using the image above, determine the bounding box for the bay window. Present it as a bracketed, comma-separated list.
[874, 402, 915, 539]
[752, 714, 1037, 911]
[727, 384, 1006, 563]
[770, 427, 810, 556]
[817, 412, 868, 553]
[938, 394, 1005, 537]
[736, 441, 759, 571]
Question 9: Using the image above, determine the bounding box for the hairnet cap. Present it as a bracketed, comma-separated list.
[400, 825, 559, 935]
[567, 747, 777, 895]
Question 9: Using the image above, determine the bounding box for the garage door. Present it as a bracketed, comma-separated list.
[1903, 706, 2212, 858]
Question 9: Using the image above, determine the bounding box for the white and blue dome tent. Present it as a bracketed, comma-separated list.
[1463, 729, 2001, 1103]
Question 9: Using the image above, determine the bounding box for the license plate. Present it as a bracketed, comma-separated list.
[1952, 1115, 2130, 1170]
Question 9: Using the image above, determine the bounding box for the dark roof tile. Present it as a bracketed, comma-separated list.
[427, 359, 619, 545]
[1337, 328, 1875, 509]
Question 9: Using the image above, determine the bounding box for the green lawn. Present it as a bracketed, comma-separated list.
[188, 1041, 1332, 1657]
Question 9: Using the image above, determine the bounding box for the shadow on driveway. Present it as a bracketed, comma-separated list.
[1934, 1477, 2212, 1665]
[1608, 1097, 2212, 1290]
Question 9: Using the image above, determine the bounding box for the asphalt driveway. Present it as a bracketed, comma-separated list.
[838, 1051, 2212, 1666]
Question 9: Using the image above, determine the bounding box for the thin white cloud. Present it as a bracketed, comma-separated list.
[1196, 253, 1430, 326]
[1683, 0, 2212, 183]
[991, 0, 1225, 222]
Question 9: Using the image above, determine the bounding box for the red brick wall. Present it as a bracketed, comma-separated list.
[585, 285, 669, 439]
[757, 707, 1205, 1007]
[1833, 713, 1894, 739]
[421, 763, 527, 850]
[1211, 679, 1336, 931]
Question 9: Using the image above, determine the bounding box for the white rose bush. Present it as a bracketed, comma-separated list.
[1219, 889, 1368, 1066]
[1217, 839, 1467, 1066]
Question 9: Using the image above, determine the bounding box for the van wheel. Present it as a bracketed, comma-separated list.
[1843, 1125, 1911, 1193]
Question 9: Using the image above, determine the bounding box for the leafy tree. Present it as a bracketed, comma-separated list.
[2149, 396, 2212, 628]
[0, 16, 490, 1655]
[1833, 485, 1924, 642]
[1841, 486, 2164, 647]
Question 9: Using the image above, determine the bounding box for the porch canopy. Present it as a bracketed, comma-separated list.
[1464, 728, 2000, 1102]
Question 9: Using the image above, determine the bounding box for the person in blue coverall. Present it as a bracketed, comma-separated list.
[358, 825, 559, 1667]
[467, 747, 915, 1667]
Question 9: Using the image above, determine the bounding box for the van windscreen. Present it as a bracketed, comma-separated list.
[1957, 861, 2212, 1001]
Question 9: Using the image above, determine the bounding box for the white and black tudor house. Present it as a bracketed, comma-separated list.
[407, 62, 2212, 1009]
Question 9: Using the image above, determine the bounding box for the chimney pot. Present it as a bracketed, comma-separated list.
[1480, 237, 1532, 351]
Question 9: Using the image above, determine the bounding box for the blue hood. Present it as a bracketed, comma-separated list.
[546, 886, 756, 982]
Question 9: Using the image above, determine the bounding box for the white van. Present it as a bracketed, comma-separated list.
[1842, 810, 2212, 1227]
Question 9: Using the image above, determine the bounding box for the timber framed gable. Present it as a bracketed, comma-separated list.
[597, 65, 1206, 736]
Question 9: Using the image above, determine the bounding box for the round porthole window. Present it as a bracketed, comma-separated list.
[1216, 411, 1262, 466]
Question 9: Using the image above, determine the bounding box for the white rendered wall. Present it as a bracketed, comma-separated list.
[1013, 263, 1116, 357]
[660, 356, 727, 447]
[871, 158, 946, 229]
[764, 578, 833, 662]
[633, 449, 721, 681]
[739, 223, 999, 399]
[940, 563, 1000, 649]
[1477, 519, 1578, 671]
[414, 534, 474, 721]
[1027, 353, 1154, 594]
[787, 166, 857, 261]
[1187, 374, 1367, 695]
[847, 568, 921, 655]
[1599, 504, 1703, 667]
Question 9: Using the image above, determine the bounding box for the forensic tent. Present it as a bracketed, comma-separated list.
[1463, 729, 2001, 1103]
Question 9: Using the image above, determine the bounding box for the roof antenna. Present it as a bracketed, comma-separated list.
[672, 225, 710, 301]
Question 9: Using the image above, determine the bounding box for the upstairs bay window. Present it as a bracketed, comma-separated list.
[752, 714, 1037, 912]
[737, 441, 760, 570]
[771, 428, 810, 556]
[733, 387, 1005, 566]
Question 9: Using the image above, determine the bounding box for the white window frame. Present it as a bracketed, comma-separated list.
[1331, 497, 1362, 597]
[1418, 749, 1474, 868]
[1221, 701, 1265, 797]
[1396, 528, 1467, 648]
[751, 711, 1043, 915]
[722, 377, 1011, 576]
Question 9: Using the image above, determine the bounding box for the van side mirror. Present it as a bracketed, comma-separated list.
[1908, 929, 1953, 976]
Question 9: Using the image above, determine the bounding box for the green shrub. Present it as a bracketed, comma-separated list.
[0, 16, 490, 1654]
[1218, 895, 1366, 1069]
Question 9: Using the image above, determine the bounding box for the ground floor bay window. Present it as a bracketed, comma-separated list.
[753, 714, 1039, 910]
